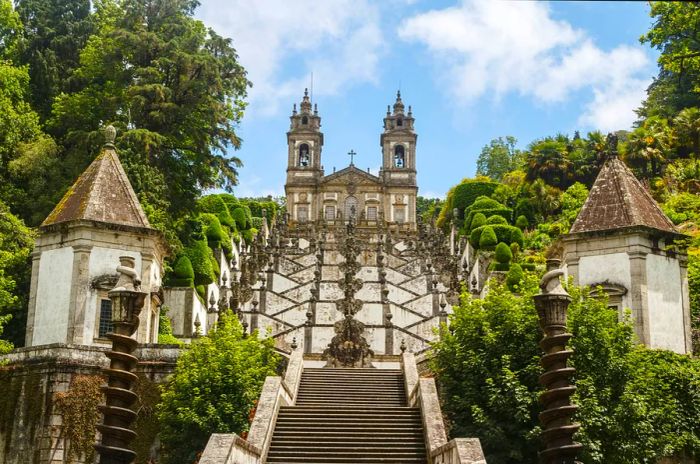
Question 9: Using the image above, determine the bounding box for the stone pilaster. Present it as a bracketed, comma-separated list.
[24, 250, 42, 346]
[66, 244, 93, 345]
[628, 250, 650, 346]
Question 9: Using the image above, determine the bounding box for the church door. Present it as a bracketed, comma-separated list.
[344, 196, 358, 221]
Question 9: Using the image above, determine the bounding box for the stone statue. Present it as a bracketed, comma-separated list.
[539, 268, 566, 296]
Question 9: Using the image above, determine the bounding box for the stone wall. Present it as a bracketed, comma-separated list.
[0, 344, 179, 464]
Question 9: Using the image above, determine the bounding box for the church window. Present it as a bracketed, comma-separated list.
[397, 118, 403, 127]
[344, 196, 358, 220]
[395, 207, 406, 223]
[299, 143, 310, 167]
[302, 116, 308, 125]
[325, 205, 336, 220]
[98, 299, 113, 338]
[367, 206, 377, 221]
[394, 145, 405, 168]
[297, 205, 308, 222]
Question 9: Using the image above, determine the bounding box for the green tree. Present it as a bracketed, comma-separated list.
[433, 277, 700, 464]
[525, 135, 573, 189]
[623, 116, 672, 178]
[49, 0, 251, 234]
[479, 225, 498, 250]
[15, 0, 94, 121]
[674, 107, 700, 176]
[0, 199, 35, 347]
[476, 136, 523, 182]
[157, 312, 279, 463]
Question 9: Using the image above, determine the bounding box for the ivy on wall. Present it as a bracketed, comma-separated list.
[54, 375, 103, 462]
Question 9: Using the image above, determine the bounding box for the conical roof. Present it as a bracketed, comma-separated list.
[569, 155, 677, 235]
[42, 145, 151, 229]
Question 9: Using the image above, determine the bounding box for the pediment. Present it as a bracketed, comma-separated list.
[321, 166, 381, 186]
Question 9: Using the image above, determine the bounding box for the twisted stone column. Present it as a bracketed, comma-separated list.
[534, 266, 582, 464]
[95, 257, 147, 464]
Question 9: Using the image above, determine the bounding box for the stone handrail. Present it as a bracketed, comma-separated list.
[199, 350, 304, 463]
[401, 352, 487, 464]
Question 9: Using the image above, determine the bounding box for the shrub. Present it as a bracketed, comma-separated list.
[471, 224, 518, 247]
[195, 284, 206, 301]
[515, 215, 529, 230]
[506, 263, 524, 291]
[201, 214, 226, 249]
[170, 255, 194, 287]
[232, 207, 247, 230]
[510, 227, 525, 248]
[219, 194, 241, 214]
[510, 242, 520, 261]
[198, 195, 236, 229]
[242, 228, 256, 244]
[452, 181, 500, 218]
[158, 306, 183, 345]
[468, 212, 487, 232]
[479, 226, 498, 250]
[495, 242, 512, 264]
[486, 215, 508, 225]
[251, 217, 264, 230]
[185, 240, 216, 286]
[158, 313, 280, 463]
[465, 196, 513, 230]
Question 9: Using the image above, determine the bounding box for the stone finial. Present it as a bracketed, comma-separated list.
[605, 132, 619, 158]
[104, 125, 117, 148]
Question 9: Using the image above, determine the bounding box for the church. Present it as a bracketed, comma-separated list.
[285, 90, 418, 228]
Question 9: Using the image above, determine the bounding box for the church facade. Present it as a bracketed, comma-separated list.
[285, 90, 418, 228]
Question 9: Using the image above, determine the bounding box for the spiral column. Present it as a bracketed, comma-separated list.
[534, 263, 582, 464]
[95, 257, 147, 464]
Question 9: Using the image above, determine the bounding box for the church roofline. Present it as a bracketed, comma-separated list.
[320, 165, 381, 184]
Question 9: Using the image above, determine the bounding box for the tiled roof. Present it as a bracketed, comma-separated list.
[569, 156, 677, 235]
[42, 146, 151, 229]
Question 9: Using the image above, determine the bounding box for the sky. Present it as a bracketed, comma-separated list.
[195, 0, 658, 200]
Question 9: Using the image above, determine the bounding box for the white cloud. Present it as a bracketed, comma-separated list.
[196, 0, 384, 116]
[398, 0, 653, 131]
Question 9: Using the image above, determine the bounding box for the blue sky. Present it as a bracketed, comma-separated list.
[196, 0, 658, 199]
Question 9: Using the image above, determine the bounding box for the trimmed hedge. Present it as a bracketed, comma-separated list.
[511, 227, 525, 248]
[486, 215, 508, 225]
[470, 212, 487, 232]
[465, 196, 512, 230]
[198, 195, 236, 230]
[251, 217, 264, 230]
[471, 224, 519, 248]
[506, 263, 524, 291]
[185, 240, 216, 286]
[232, 207, 247, 230]
[479, 226, 498, 249]
[170, 255, 195, 287]
[452, 181, 500, 219]
[495, 242, 512, 264]
[515, 215, 529, 230]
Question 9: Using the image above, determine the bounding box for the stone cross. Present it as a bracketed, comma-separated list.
[348, 149, 356, 165]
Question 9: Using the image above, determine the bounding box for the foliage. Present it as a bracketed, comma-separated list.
[239, 197, 280, 223]
[486, 215, 508, 226]
[476, 136, 523, 182]
[169, 255, 194, 288]
[157, 312, 280, 463]
[417, 196, 443, 224]
[478, 226, 498, 250]
[690, 253, 700, 355]
[505, 264, 524, 292]
[515, 215, 528, 230]
[198, 195, 236, 230]
[494, 242, 512, 271]
[0, 200, 34, 347]
[434, 277, 700, 464]
[470, 212, 486, 232]
[54, 375, 103, 462]
[464, 196, 512, 231]
[471, 224, 520, 249]
[560, 182, 589, 228]
[510, 227, 524, 248]
[158, 306, 182, 345]
[232, 207, 247, 230]
[437, 177, 499, 228]
[184, 240, 216, 287]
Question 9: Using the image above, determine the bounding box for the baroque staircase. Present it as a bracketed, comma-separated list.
[266, 367, 427, 463]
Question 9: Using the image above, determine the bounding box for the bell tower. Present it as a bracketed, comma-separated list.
[380, 91, 417, 176]
[286, 88, 324, 182]
[285, 89, 324, 222]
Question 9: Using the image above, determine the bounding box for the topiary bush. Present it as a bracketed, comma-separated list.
[250, 217, 264, 230]
[464, 196, 513, 231]
[494, 242, 512, 271]
[511, 227, 525, 248]
[437, 178, 499, 229]
[232, 207, 247, 230]
[469, 212, 487, 232]
[515, 215, 529, 230]
[201, 214, 227, 250]
[198, 195, 236, 230]
[506, 263, 524, 291]
[479, 226, 498, 250]
[170, 255, 195, 287]
[471, 224, 519, 248]
[185, 240, 216, 286]
[486, 215, 508, 225]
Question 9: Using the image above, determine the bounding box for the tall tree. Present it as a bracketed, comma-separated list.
[48, 0, 251, 233]
[624, 116, 672, 178]
[476, 136, 523, 182]
[525, 135, 572, 189]
[15, 0, 94, 121]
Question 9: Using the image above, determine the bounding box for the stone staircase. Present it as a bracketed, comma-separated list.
[266, 368, 427, 463]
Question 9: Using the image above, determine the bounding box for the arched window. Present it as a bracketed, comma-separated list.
[344, 196, 358, 221]
[301, 116, 308, 125]
[299, 143, 310, 167]
[397, 118, 403, 127]
[394, 145, 405, 168]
